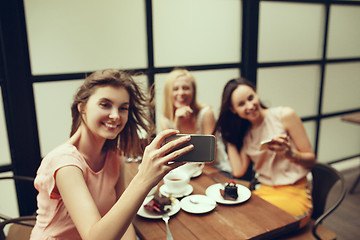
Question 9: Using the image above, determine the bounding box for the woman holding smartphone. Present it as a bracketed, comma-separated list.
[214, 77, 316, 228]
[30, 69, 193, 240]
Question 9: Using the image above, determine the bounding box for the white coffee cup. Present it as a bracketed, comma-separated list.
[178, 162, 205, 178]
[163, 171, 190, 195]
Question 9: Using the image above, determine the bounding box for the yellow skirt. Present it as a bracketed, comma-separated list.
[253, 178, 312, 228]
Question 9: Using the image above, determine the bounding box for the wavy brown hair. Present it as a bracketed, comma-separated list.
[70, 69, 153, 157]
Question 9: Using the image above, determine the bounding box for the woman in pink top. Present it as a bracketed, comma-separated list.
[31, 69, 194, 240]
[214, 78, 316, 228]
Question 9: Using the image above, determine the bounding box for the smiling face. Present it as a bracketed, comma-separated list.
[172, 75, 194, 109]
[80, 85, 130, 141]
[230, 85, 264, 124]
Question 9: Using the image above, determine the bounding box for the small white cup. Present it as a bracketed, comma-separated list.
[163, 171, 190, 195]
[178, 162, 205, 178]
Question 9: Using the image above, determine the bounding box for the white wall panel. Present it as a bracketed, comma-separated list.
[34, 80, 84, 156]
[24, 0, 147, 75]
[258, 2, 324, 62]
[327, 5, 360, 58]
[257, 65, 321, 118]
[322, 62, 360, 114]
[155, 69, 240, 132]
[0, 172, 19, 218]
[318, 116, 360, 163]
[153, 0, 241, 67]
[0, 89, 11, 166]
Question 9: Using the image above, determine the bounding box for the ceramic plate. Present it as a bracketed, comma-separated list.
[180, 195, 216, 214]
[191, 169, 202, 178]
[137, 196, 181, 219]
[205, 183, 251, 205]
[159, 184, 193, 198]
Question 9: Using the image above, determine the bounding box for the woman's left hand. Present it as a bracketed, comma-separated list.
[267, 135, 291, 154]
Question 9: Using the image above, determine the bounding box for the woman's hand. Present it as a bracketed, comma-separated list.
[267, 134, 314, 167]
[137, 129, 194, 189]
[267, 135, 290, 154]
[175, 106, 193, 119]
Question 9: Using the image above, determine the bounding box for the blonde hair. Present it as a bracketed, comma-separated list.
[162, 68, 202, 122]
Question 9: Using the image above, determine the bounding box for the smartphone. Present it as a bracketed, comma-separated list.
[259, 139, 273, 151]
[163, 134, 215, 162]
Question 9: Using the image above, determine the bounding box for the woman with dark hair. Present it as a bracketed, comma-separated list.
[214, 77, 316, 228]
[31, 69, 193, 239]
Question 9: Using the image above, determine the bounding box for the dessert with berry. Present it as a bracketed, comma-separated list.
[220, 180, 238, 200]
[144, 192, 172, 214]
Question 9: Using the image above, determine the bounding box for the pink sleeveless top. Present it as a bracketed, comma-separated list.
[243, 107, 309, 186]
[30, 143, 122, 239]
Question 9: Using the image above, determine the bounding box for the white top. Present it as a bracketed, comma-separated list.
[243, 107, 309, 186]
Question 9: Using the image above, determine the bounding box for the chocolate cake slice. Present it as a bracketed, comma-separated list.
[220, 180, 238, 200]
[144, 192, 172, 214]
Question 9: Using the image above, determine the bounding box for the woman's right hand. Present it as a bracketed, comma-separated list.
[175, 106, 193, 119]
[137, 129, 194, 188]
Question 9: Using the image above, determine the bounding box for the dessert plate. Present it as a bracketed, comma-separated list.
[180, 195, 216, 214]
[159, 184, 193, 198]
[205, 183, 251, 205]
[137, 196, 181, 219]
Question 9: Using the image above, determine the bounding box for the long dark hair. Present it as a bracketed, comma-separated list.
[70, 69, 153, 157]
[214, 77, 267, 151]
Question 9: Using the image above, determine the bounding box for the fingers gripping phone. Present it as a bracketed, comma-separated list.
[163, 134, 216, 162]
[259, 139, 272, 151]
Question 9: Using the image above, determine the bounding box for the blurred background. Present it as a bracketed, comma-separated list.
[1, 0, 359, 220]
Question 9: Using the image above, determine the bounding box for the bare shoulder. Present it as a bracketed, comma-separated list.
[203, 107, 215, 118]
[159, 116, 171, 130]
[280, 106, 302, 130]
[281, 106, 298, 120]
[201, 106, 216, 123]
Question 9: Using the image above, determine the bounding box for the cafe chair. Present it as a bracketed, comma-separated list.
[0, 214, 36, 240]
[280, 162, 346, 240]
[0, 175, 36, 240]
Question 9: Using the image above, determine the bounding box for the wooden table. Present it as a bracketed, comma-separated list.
[341, 111, 360, 194]
[124, 163, 300, 240]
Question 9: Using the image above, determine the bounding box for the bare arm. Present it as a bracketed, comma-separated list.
[115, 164, 136, 240]
[201, 108, 216, 135]
[227, 142, 251, 178]
[159, 116, 171, 131]
[56, 129, 194, 240]
[173, 106, 193, 131]
[269, 107, 316, 168]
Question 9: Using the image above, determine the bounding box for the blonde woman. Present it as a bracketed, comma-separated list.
[160, 68, 216, 135]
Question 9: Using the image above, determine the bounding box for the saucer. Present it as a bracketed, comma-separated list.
[180, 195, 216, 214]
[191, 169, 202, 178]
[205, 183, 251, 205]
[137, 196, 181, 219]
[159, 184, 193, 198]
